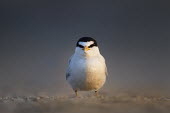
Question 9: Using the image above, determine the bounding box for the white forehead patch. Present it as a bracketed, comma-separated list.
[79, 41, 94, 47]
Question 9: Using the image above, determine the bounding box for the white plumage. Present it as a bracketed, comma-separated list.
[66, 37, 107, 96]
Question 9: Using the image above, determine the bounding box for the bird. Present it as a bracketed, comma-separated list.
[66, 37, 108, 96]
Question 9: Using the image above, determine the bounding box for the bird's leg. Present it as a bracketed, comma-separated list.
[75, 90, 78, 97]
[95, 91, 98, 96]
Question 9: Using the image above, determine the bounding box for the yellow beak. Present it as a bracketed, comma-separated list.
[83, 46, 90, 51]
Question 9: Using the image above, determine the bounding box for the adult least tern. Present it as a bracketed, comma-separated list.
[66, 37, 108, 96]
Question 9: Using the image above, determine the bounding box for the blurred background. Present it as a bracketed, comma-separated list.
[0, 0, 169, 97]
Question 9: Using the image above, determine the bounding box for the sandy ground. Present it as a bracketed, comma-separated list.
[0, 93, 170, 113]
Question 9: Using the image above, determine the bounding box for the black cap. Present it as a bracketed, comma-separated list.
[76, 37, 98, 48]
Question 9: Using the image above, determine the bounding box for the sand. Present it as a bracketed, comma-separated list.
[0, 93, 170, 113]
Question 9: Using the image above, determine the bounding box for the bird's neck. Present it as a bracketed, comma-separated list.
[75, 52, 101, 58]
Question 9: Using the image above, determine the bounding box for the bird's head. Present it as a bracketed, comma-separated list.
[75, 37, 100, 56]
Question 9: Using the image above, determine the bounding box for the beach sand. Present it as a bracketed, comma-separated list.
[0, 93, 170, 113]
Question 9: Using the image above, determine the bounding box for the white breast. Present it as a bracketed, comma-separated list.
[67, 54, 106, 91]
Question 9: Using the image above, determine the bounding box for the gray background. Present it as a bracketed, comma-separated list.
[0, 0, 169, 96]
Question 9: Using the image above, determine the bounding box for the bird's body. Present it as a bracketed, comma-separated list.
[66, 37, 107, 96]
[67, 52, 106, 91]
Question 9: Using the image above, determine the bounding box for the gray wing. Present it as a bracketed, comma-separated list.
[101, 55, 108, 76]
[66, 55, 73, 80]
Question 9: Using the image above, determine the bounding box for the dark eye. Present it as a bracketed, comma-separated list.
[88, 44, 95, 48]
[78, 45, 84, 48]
